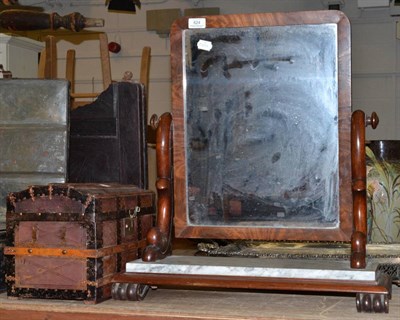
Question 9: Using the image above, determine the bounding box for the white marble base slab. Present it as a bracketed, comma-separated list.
[126, 256, 378, 281]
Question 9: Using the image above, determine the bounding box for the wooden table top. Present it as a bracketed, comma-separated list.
[0, 285, 399, 320]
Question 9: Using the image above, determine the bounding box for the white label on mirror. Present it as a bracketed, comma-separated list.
[189, 18, 206, 29]
[197, 39, 212, 51]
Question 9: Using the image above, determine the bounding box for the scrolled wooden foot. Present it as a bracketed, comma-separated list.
[126, 284, 150, 301]
[372, 294, 383, 313]
[112, 283, 150, 301]
[362, 293, 372, 312]
[356, 293, 362, 312]
[111, 282, 120, 299]
[383, 294, 389, 313]
[116, 282, 129, 300]
[356, 293, 389, 313]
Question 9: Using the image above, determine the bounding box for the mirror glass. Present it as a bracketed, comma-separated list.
[183, 24, 339, 228]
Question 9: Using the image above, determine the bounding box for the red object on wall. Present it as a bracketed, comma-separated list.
[108, 41, 121, 53]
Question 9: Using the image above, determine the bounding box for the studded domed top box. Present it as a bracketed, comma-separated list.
[4, 183, 155, 304]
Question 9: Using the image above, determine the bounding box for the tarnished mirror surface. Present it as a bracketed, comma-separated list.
[183, 24, 339, 228]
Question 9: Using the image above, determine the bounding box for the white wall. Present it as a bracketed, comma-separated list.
[30, 0, 329, 121]
[18, 0, 398, 190]
[14, 0, 400, 139]
[13, 1, 398, 189]
[349, 9, 400, 140]
[20, 0, 398, 141]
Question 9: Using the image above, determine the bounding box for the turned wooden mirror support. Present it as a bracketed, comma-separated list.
[143, 113, 173, 262]
[351, 110, 379, 269]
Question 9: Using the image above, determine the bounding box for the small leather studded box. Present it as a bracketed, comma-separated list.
[4, 183, 155, 304]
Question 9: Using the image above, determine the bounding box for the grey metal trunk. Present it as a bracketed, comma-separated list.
[0, 79, 69, 226]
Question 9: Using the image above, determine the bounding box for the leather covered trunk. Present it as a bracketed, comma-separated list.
[4, 183, 155, 304]
[68, 82, 148, 189]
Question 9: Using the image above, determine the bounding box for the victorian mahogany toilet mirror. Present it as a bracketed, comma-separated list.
[113, 12, 396, 313]
[138, 11, 378, 268]
[141, 10, 378, 269]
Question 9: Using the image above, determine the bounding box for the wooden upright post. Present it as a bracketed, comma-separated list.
[44, 35, 57, 79]
[140, 46, 151, 108]
[99, 33, 112, 90]
[65, 49, 76, 93]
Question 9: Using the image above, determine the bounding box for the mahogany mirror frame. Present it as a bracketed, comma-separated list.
[170, 10, 354, 243]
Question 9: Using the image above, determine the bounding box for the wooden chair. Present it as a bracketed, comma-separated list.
[38, 34, 112, 109]
[38, 35, 151, 111]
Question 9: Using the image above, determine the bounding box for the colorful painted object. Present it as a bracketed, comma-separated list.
[366, 140, 400, 243]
